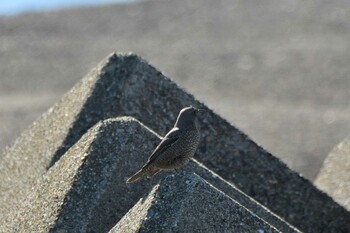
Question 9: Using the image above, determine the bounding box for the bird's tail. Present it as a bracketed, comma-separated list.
[127, 168, 147, 183]
[127, 166, 161, 183]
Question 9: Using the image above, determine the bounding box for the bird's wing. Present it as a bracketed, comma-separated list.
[146, 127, 181, 164]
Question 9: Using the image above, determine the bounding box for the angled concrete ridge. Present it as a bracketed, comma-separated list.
[315, 135, 350, 211]
[4, 117, 152, 232]
[0, 53, 349, 232]
[3, 117, 297, 232]
[184, 159, 300, 233]
[111, 173, 279, 233]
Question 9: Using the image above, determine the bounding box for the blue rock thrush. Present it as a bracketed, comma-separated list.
[127, 106, 203, 183]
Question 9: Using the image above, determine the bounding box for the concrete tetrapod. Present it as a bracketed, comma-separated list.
[0, 53, 349, 232]
[3, 117, 299, 232]
[111, 173, 279, 233]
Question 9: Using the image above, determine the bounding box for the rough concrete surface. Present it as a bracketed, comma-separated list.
[3, 118, 119, 232]
[183, 160, 300, 233]
[1, 0, 350, 180]
[0, 53, 349, 232]
[3, 117, 154, 232]
[111, 173, 279, 233]
[315, 135, 350, 211]
[2, 117, 297, 232]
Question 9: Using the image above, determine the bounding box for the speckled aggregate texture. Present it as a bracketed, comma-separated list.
[2, 117, 159, 232]
[0, 53, 349, 232]
[2, 117, 299, 232]
[315, 136, 350, 211]
[111, 173, 279, 233]
[3, 117, 142, 232]
[184, 160, 300, 233]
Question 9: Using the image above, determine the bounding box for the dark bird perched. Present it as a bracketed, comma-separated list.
[127, 106, 203, 183]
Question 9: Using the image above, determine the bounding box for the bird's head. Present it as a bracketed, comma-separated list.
[175, 106, 205, 129]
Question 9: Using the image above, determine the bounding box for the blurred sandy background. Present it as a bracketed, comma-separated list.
[1, 0, 350, 181]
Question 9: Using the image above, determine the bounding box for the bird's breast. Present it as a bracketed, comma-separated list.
[154, 129, 200, 170]
[176, 130, 200, 156]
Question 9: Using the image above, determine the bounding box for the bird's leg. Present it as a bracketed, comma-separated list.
[174, 168, 179, 173]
